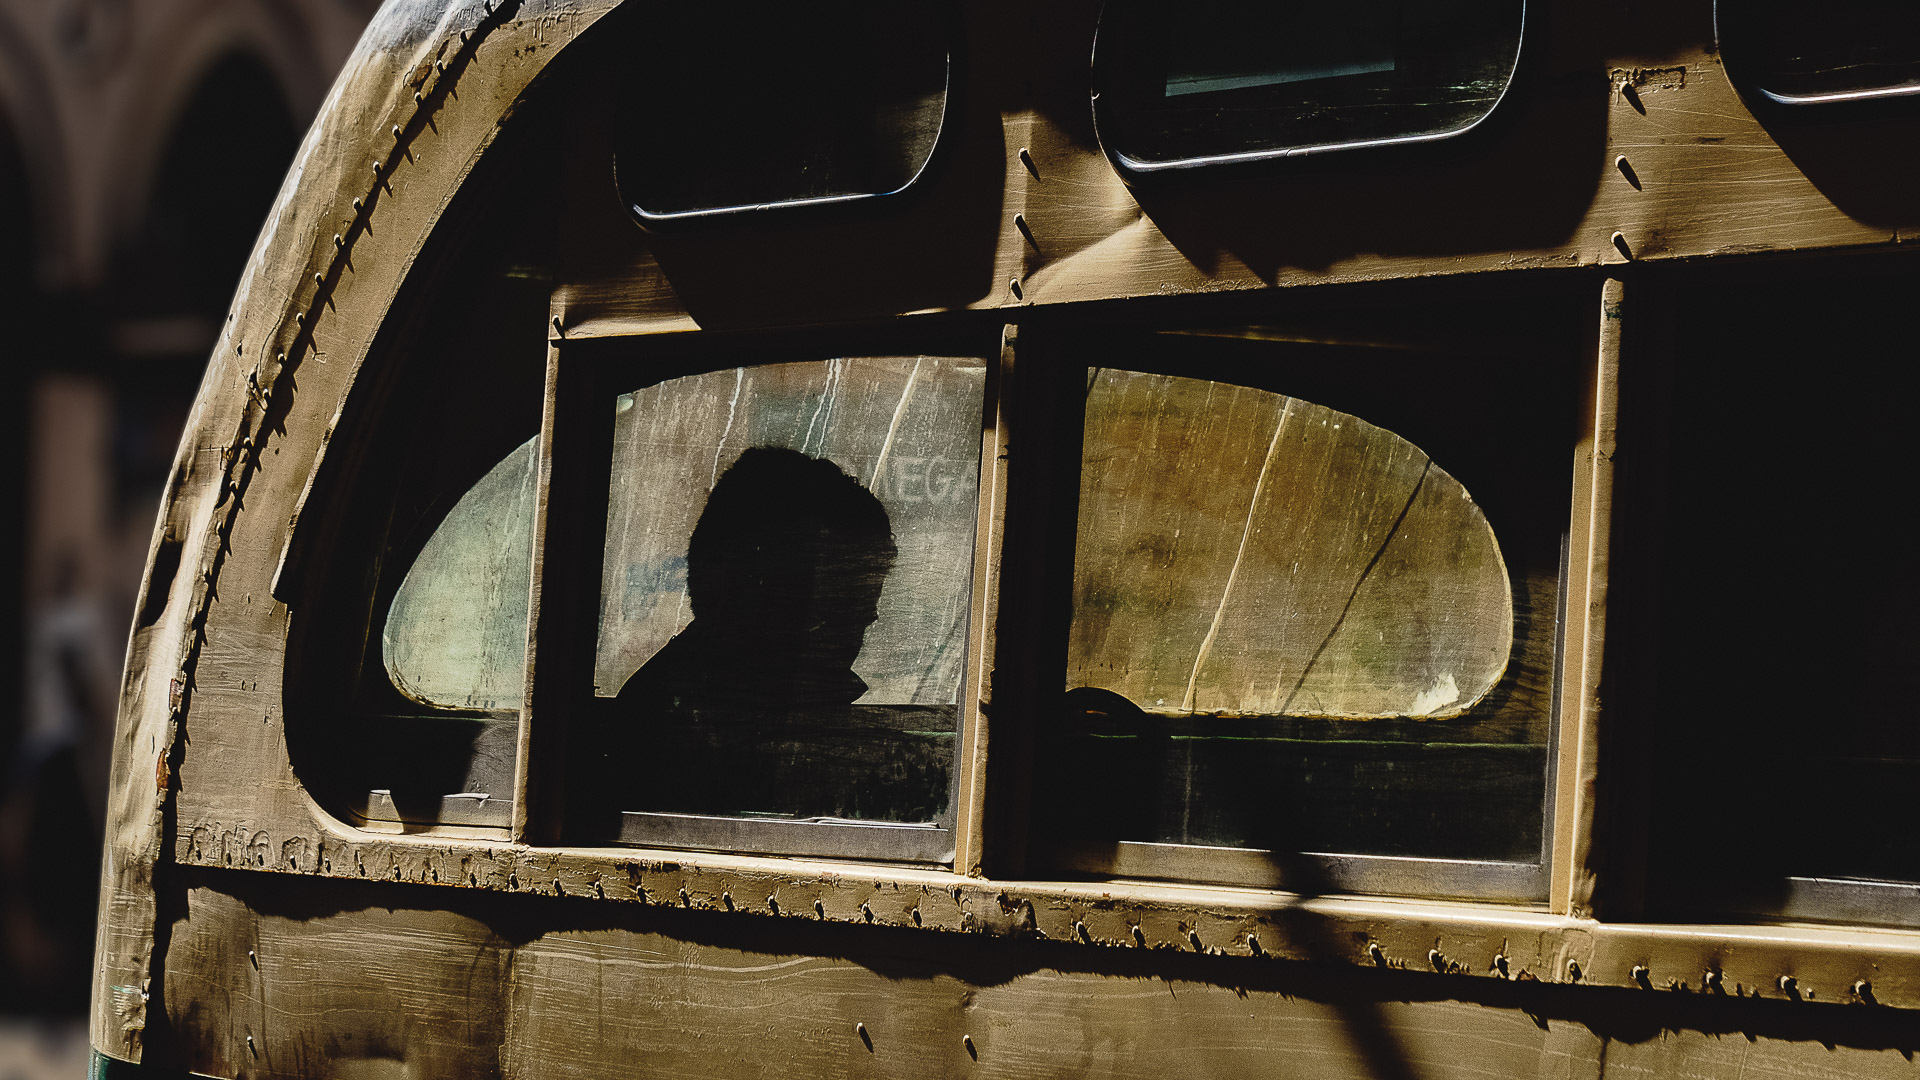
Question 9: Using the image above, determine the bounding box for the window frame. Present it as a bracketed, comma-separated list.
[516, 324, 1005, 864]
[275, 256, 553, 839]
[1010, 321, 1581, 903]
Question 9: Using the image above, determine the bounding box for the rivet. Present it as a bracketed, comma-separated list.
[552, 878, 562, 895]
[1246, 934, 1263, 957]
[1631, 964, 1650, 986]
[813, 899, 825, 918]
[550, 315, 562, 335]
[1778, 974, 1797, 994]
[1567, 959, 1583, 982]
[1131, 924, 1146, 947]
[721, 891, 733, 911]
[1368, 942, 1385, 965]
[860, 901, 873, 922]
[910, 906, 922, 926]
[1188, 928, 1203, 952]
[1018, 147, 1037, 176]
[313, 272, 324, 285]
[293, 311, 304, 325]
[1492, 953, 1509, 977]
[1611, 231, 1632, 259]
[352, 197, 363, 211]
[436, 61, 446, 73]
[332, 234, 344, 247]
[414, 91, 423, 104]
[963, 1034, 976, 1059]
[1009, 278, 1023, 300]
[678, 887, 689, 906]
[1429, 948, 1446, 971]
[1615, 155, 1630, 172]
[392, 125, 403, 139]
[1854, 979, 1874, 1001]
[248, 949, 257, 968]
[855, 1022, 871, 1049]
[371, 160, 382, 174]
[1013, 213, 1037, 248]
[247, 1035, 256, 1056]
[767, 895, 779, 914]
[1073, 920, 1090, 943]
[275, 352, 286, 365]
[1704, 968, 1723, 991]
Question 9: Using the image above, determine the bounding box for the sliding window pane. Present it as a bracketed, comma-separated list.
[580, 356, 984, 837]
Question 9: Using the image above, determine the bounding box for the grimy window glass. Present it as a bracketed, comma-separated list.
[1094, 0, 1523, 169]
[1046, 342, 1566, 876]
[1718, 2, 1920, 103]
[614, 2, 948, 219]
[584, 356, 984, 829]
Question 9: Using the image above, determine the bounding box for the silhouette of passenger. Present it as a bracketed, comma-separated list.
[600, 447, 897, 817]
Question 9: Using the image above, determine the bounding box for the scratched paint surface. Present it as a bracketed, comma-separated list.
[1070, 370, 1512, 720]
[596, 357, 986, 705]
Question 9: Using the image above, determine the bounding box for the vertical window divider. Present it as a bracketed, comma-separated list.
[952, 326, 1014, 876]
[1551, 274, 1623, 917]
[515, 331, 615, 845]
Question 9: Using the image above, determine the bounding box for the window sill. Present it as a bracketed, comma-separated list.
[176, 812, 1920, 1010]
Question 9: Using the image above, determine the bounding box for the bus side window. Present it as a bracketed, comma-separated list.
[1644, 269, 1920, 925]
[1042, 338, 1571, 898]
[613, 1, 949, 221]
[1093, 0, 1524, 171]
[383, 438, 537, 716]
[578, 356, 985, 854]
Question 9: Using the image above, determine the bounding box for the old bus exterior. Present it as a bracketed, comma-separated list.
[91, 0, 1920, 1077]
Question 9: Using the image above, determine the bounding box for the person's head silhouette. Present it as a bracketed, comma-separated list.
[679, 447, 896, 686]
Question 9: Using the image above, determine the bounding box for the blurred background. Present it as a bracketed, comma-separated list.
[1, 1, 379, 1073]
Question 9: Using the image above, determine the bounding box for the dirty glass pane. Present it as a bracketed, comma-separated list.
[585, 356, 984, 826]
[1094, 0, 1523, 167]
[383, 437, 537, 711]
[1052, 366, 1556, 865]
[615, 2, 947, 218]
[1719, 2, 1920, 103]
